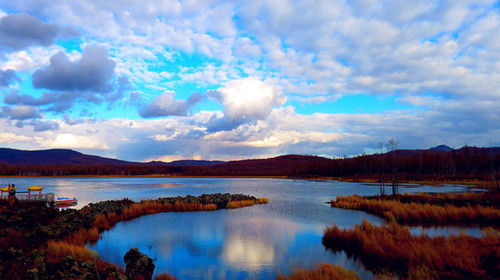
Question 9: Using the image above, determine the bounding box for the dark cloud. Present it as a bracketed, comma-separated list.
[0, 69, 20, 88]
[13, 119, 60, 131]
[0, 13, 80, 52]
[206, 115, 250, 132]
[0, 105, 42, 120]
[4, 91, 78, 113]
[32, 45, 116, 92]
[27, 119, 60, 131]
[139, 92, 203, 118]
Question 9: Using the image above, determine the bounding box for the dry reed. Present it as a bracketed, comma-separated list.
[46, 240, 98, 263]
[331, 194, 500, 225]
[323, 219, 500, 279]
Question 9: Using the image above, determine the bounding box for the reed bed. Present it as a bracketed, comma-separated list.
[331, 194, 500, 225]
[323, 219, 500, 279]
[276, 263, 361, 280]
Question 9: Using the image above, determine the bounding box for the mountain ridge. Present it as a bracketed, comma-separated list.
[1, 145, 500, 166]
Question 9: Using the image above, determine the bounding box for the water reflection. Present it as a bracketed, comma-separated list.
[89, 205, 376, 279]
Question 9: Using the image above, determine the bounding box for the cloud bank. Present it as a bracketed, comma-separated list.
[0, 1, 499, 161]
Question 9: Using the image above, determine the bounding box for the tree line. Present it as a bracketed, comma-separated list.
[0, 145, 498, 184]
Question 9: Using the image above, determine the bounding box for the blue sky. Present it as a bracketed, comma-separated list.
[0, 1, 500, 162]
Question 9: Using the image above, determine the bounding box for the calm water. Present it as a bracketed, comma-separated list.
[0, 177, 478, 279]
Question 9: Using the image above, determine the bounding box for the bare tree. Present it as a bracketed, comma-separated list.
[378, 142, 385, 196]
[386, 138, 399, 195]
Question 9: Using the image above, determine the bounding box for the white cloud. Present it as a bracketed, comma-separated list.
[216, 77, 286, 120]
[0, 132, 31, 143]
[40, 133, 107, 149]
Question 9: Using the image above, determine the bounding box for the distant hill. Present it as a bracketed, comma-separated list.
[0, 148, 136, 165]
[204, 154, 334, 176]
[429, 145, 453, 152]
[0, 148, 226, 166]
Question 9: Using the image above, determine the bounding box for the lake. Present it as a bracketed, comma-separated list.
[0, 177, 478, 279]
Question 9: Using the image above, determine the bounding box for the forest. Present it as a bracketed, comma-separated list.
[0, 145, 499, 184]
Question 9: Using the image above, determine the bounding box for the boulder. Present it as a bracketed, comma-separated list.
[123, 248, 155, 280]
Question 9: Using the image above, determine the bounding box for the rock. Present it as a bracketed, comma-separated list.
[123, 248, 155, 280]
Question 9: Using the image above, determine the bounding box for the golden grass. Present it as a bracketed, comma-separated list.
[257, 197, 270, 204]
[46, 240, 98, 263]
[202, 203, 217, 211]
[227, 197, 269, 209]
[227, 199, 255, 208]
[276, 263, 361, 280]
[323, 219, 500, 279]
[331, 194, 500, 225]
[64, 226, 100, 246]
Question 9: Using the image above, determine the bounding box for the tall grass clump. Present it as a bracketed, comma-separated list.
[64, 227, 100, 246]
[323, 219, 500, 279]
[46, 240, 98, 263]
[276, 263, 361, 280]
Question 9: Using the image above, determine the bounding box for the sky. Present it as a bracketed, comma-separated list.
[0, 0, 500, 162]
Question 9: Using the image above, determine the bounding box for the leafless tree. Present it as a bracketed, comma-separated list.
[386, 138, 399, 195]
[378, 142, 385, 196]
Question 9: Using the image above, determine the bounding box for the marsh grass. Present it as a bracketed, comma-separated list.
[323, 219, 500, 279]
[331, 193, 500, 225]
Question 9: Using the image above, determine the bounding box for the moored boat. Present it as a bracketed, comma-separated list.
[55, 197, 78, 206]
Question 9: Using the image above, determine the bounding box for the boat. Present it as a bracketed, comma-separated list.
[55, 197, 78, 207]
